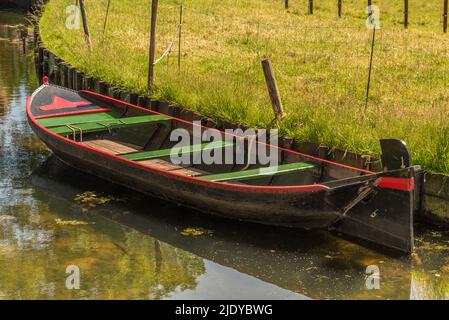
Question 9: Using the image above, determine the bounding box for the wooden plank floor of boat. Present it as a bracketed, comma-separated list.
[83, 139, 140, 154]
[83, 139, 206, 177]
[140, 159, 206, 177]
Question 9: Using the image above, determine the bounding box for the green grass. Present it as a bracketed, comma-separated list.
[39, 0, 449, 173]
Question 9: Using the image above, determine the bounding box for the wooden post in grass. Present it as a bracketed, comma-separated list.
[148, 0, 159, 89]
[178, 4, 183, 73]
[338, 0, 342, 17]
[308, 0, 314, 15]
[444, 0, 448, 33]
[285, 0, 289, 9]
[79, 0, 92, 51]
[261, 59, 286, 121]
[404, 0, 409, 29]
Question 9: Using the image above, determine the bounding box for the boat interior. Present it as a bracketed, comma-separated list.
[34, 92, 369, 187]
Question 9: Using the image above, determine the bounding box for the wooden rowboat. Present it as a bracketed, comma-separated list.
[27, 79, 422, 253]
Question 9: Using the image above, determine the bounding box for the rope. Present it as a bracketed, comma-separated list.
[153, 23, 181, 65]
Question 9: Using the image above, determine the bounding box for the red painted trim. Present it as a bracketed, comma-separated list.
[34, 108, 112, 119]
[27, 93, 330, 194]
[40, 96, 91, 111]
[379, 177, 414, 191]
[80, 90, 374, 175]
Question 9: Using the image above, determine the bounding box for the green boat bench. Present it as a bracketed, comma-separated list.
[37, 112, 170, 137]
[121, 140, 235, 161]
[200, 162, 317, 182]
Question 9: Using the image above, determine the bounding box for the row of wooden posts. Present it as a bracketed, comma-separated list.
[284, 0, 449, 32]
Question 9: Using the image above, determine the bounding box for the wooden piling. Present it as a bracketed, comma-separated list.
[53, 57, 61, 84]
[261, 59, 286, 121]
[137, 95, 148, 108]
[98, 81, 108, 95]
[82, 75, 93, 91]
[74, 71, 83, 90]
[47, 51, 55, 82]
[148, 0, 159, 88]
[112, 87, 122, 99]
[37, 46, 44, 77]
[59, 62, 67, 87]
[66, 66, 74, 89]
[129, 93, 138, 105]
[42, 49, 49, 78]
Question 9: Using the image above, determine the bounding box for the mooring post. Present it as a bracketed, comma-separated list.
[178, 4, 183, 73]
[309, 0, 314, 15]
[404, 0, 409, 29]
[42, 49, 49, 79]
[261, 59, 286, 121]
[148, 0, 159, 89]
[79, 0, 92, 50]
[444, 0, 448, 33]
[338, 0, 342, 17]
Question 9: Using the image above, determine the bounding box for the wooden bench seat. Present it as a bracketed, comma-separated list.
[200, 162, 317, 182]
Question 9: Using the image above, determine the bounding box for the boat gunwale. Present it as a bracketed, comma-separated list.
[27, 84, 380, 194]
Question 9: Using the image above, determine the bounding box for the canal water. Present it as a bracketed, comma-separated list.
[1, 11, 448, 300]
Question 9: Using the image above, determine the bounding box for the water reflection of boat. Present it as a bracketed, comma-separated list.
[31, 156, 413, 300]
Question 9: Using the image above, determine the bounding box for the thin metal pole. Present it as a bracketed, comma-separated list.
[444, 0, 448, 33]
[404, 0, 409, 29]
[178, 4, 183, 73]
[365, 26, 376, 112]
[103, 0, 112, 37]
[148, 0, 158, 89]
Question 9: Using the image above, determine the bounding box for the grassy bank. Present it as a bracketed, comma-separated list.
[39, 0, 449, 173]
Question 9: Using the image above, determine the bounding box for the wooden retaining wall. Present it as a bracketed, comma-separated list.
[0, 0, 33, 11]
[31, 0, 449, 226]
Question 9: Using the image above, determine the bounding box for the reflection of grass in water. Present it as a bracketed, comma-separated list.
[181, 227, 214, 237]
[411, 230, 449, 299]
[0, 197, 205, 299]
[74, 191, 114, 209]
